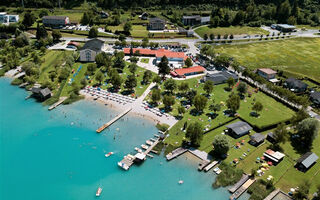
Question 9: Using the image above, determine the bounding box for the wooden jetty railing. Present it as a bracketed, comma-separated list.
[96, 107, 132, 133]
[48, 97, 67, 110]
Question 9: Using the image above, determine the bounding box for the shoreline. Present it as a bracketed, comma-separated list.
[80, 90, 178, 128]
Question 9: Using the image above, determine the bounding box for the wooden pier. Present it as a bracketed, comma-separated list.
[166, 147, 188, 160]
[96, 107, 132, 133]
[204, 161, 219, 172]
[198, 160, 210, 171]
[48, 97, 67, 110]
[228, 174, 250, 193]
[229, 178, 255, 200]
[118, 137, 160, 171]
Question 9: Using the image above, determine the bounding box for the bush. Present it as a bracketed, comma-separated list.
[156, 123, 170, 132]
[213, 162, 243, 188]
[11, 78, 23, 85]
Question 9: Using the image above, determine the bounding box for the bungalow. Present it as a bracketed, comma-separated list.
[266, 132, 276, 143]
[42, 16, 69, 28]
[182, 15, 201, 26]
[310, 91, 320, 107]
[203, 71, 238, 85]
[155, 51, 186, 68]
[79, 39, 104, 62]
[123, 48, 187, 67]
[257, 68, 277, 80]
[284, 77, 308, 93]
[139, 12, 149, 20]
[295, 152, 318, 172]
[263, 149, 285, 164]
[171, 66, 206, 78]
[31, 87, 52, 101]
[182, 15, 211, 26]
[148, 18, 165, 30]
[226, 121, 253, 138]
[100, 11, 109, 18]
[276, 24, 296, 32]
[249, 133, 265, 146]
[0, 12, 19, 24]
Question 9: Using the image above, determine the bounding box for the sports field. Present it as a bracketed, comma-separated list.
[214, 38, 320, 81]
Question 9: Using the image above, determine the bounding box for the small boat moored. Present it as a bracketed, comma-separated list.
[96, 187, 102, 197]
[105, 152, 114, 157]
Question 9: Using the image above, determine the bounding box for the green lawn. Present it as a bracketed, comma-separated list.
[140, 58, 150, 64]
[88, 64, 156, 97]
[130, 25, 149, 38]
[295, 25, 320, 30]
[60, 63, 88, 97]
[159, 78, 294, 146]
[214, 37, 320, 82]
[275, 132, 320, 194]
[195, 26, 269, 38]
[38, 51, 69, 84]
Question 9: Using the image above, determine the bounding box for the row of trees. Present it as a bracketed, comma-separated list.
[203, 33, 234, 41]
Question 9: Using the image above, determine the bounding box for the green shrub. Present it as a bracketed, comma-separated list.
[213, 162, 244, 188]
[11, 78, 23, 85]
[156, 123, 170, 132]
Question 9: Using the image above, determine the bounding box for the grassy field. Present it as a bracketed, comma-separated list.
[140, 58, 150, 64]
[295, 25, 320, 30]
[195, 26, 269, 38]
[158, 78, 294, 146]
[214, 37, 320, 82]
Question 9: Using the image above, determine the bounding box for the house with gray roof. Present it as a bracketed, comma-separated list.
[226, 121, 253, 138]
[31, 87, 51, 101]
[296, 152, 318, 172]
[148, 18, 165, 30]
[203, 71, 238, 85]
[284, 77, 308, 93]
[249, 133, 265, 146]
[42, 16, 69, 28]
[79, 39, 104, 62]
[310, 91, 320, 107]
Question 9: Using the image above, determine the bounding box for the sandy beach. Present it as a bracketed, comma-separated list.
[79, 88, 178, 129]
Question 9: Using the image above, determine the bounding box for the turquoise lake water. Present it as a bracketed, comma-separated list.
[0, 78, 249, 200]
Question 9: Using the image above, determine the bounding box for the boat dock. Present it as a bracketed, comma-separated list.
[229, 178, 255, 200]
[48, 97, 67, 110]
[166, 147, 188, 161]
[198, 160, 210, 171]
[96, 107, 132, 133]
[263, 189, 280, 200]
[118, 137, 160, 170]
[228, 174, 250, 193]
[204, 161, 219, 172]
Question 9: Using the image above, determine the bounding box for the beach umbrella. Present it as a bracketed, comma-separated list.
[267, 161, 273, 166]
[261, 156, 265, 160]
[233, 158, 238, 163]
[256, 157, 260, 161]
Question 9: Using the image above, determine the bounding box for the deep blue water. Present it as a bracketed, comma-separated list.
[0, 78, 248, 200]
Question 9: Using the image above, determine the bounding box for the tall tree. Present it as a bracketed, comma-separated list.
[186, 122, 203, 147]
[89, 27, 98, 38]
[36, 23, 47, 40]
[185, 57, 193, 68]
[252, 101, 263, 115]
[158, 56, 170, 79]
[164, 78, 177, 94]
[162, 95, 175, 111]
[212, 135, 230, 156]
[143, 70, 153, 84]
[203, 80, 214, 95]
[296, 118, 320, 149]
[151, 88, 161, 104]
[226, 93, 240, 115]
[193, 95, 208, 113]
[124, 74, 137, 92]
[273, 122, 288, 144]
[52, 29, 62, 41]
[95, 71, 105, 85]
[22, 12, 35, 28]
[123, 21, 132, 35]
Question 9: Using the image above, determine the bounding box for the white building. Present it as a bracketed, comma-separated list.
[79, 39, 104, 62]
[0, 12, 19, 24]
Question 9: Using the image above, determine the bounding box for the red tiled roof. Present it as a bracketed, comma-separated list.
[258, 68, 277, 75]
[123, 48, 186, 59]
[174, 66, 206, 76]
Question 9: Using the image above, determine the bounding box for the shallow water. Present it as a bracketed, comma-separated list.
[0, 78, 246, 200]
